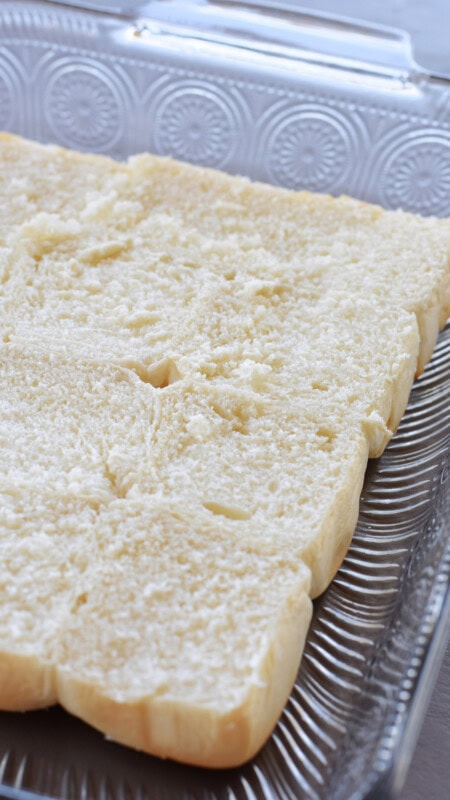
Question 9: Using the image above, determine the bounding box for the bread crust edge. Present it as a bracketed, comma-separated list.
[54, 590, 312, 768]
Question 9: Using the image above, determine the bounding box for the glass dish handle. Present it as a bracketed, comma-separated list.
[47, 0, 420, 79]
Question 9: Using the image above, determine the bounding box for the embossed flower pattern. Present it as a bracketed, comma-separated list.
[0, 73, 12, 129]
[268, 115, 349, 191]
[383, 141, 450, 215]
[45, 69, 121, 149]
[155, 91, 235, 167]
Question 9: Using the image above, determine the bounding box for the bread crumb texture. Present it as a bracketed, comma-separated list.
[0, 133, 449, 767]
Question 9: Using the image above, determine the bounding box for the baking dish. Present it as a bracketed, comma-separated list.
[0, 2, 449, 798]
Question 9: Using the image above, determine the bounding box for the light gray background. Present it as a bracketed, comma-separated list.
[302, 0, 450, 77]
[231, 0, 450, 77]
[400, 640, 450, 799]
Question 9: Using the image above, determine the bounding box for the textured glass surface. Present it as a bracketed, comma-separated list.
[0, 3, 449, 799]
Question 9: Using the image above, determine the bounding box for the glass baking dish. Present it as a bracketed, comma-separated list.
[0, 2, 449, 798]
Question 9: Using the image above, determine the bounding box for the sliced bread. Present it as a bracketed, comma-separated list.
[0, 133, 448, 767]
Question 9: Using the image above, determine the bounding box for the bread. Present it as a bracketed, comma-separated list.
[0, 133, 449, 767]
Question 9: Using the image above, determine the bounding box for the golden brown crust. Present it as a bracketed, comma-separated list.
[0, 651, 56, 711]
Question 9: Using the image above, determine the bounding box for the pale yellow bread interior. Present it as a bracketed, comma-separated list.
[0, 133, 449, 767]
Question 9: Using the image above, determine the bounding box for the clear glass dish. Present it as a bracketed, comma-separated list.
[0, 2, 449, 799]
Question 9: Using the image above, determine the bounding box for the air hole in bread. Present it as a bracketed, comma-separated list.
[104, 464, 128, 499]
[203, 501, 252, 521]
[129, 357, 180, 389]
[212, 402, 232, 422]
[73, 592, 88, 610]
[211, 401, 250, 434]
[311, 381, 329, 392]
[316, 426, 337, 451]
[224, 270, 236, 281]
